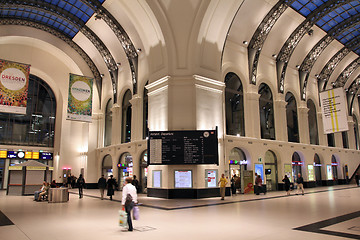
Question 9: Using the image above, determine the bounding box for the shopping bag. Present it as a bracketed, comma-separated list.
[133, 206, 139, 220]
[119, 210, 128, 227]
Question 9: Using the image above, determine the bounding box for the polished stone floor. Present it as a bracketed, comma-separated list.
[0, 185, 359, 240]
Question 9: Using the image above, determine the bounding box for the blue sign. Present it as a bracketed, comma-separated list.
[40, 152, 53, 160]
[7, 151, 17, 159]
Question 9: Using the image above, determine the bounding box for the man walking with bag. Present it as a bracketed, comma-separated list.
[122, 177, 138, 231]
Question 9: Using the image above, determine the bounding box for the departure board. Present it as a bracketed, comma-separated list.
[148, 130, 218, 165]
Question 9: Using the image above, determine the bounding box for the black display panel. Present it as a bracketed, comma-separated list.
[148, 129, 218, 165]
[7, 151, 17, 159]
[40, 152, 53, 160]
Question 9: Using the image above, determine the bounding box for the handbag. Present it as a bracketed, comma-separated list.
[119, 210, 128, 227]
[133, 206, 139, 220]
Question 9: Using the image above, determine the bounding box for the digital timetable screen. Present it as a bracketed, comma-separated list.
[147, 129, 218, 165]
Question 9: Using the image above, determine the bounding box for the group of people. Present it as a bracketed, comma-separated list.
[218, 172, 305, 200]
[97, 174, 140, 201]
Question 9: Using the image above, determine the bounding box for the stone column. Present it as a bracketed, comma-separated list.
[317, 112, 327, 146]
[110, 104, 121, 145]
[298, 106, 310, 144]
[347, 116, 356, 149]
[274, 100, 287, 141]
[129, 95, 143, 141]
[245, 92, 260, 138]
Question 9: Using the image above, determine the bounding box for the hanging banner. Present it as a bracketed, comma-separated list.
[66, 73, 93, 122]
[0, 59, 30, 114]
[319, 88, 349, 134]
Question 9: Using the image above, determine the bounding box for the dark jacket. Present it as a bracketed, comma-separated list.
[282, 177, 290, 190]
[107, 178, 117, 196]
[98, 177, 107, 189]
[296, 176, 304, 184]
[77, 177, 85, 188]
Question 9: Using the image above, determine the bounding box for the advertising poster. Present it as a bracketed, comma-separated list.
[206, 170, 217, 188]
[255, 164, 264, 183]
[243, 170, 254, 194]
[153, 170, 161, 188]
[307, 165, 315, 181]
[320, 88, 349, 134]
[175, 170, 192, 188]
[67, 73, 93, 122]
[326, 165, 333, 180]
[0, 59, 30, 114]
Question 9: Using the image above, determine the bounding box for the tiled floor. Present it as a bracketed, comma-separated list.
[0, 185, 359, 240]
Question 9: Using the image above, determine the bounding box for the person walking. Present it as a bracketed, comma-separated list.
[218, 173, 228, 200]
[107, 175, 116, 200]
[77, 174, 85, 198]
[98, 175, 107, 200]
[296, 173, 304, 195]
[282, 175, 291, 196]
[231, 174, 237, 195]
[122, 177, 138, 232]
[132, 175, 139, 193]
[255, 174, 264, 195]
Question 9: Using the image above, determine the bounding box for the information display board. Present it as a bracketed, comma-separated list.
[175, 170, 192, 188]
[148, 130, 218, 165]
[153, 170, 162, 188]
[40, 152, 53, 160]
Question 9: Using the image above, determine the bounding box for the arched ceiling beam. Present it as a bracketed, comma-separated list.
[333, 57, 360, 89]
[0, 1, 121, 103]
[318, 34, 360, 91]
[299, 13, 360, 101]
[0, 18, 102, 103]
[317, 47, 351, 92]
[81, 0, 139, 96]
[248, 0, 295, 86]
[276, 0, 348, 98]
[346, 74, 360, 116]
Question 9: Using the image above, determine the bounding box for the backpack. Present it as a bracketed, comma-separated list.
[125, 193, 133, 206]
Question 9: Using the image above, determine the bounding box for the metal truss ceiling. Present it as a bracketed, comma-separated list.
[0, 0, 138, 105]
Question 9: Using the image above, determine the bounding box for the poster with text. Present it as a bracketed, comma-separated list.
[307, 165, 315, 181]
[0, 59, 30, 114]
[243, 170, 254, 194]
[67, 73, 93, 122]
[327, 165, 333, 180]
[320, 88, 349, 134]
[175, 170, 192, 188]
[206, 170, 217, 188]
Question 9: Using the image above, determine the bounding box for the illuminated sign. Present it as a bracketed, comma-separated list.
[292, 161, 303, 165]
[9, 166, 22, 170]
[17, 151, 25, 159]
[32, 152, 39, 159]
[7, 151, 17, 158]
[40, 152, 53, 160]
[229, 160, 248, 165]
[25, 152, 32, 159]
[0, 150, 7, 158]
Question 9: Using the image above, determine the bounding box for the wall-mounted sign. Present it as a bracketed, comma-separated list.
[206, 170, 217, 188]
[7, 151, 17, 158]
[32, 152, 39, 159]
[175, 170, 192, 188]
[308, 165, 315, 181]
[25, 152, 32, 159]
[148, 130, 218, 165]
[327, 165, 333, 180]
[0, 150, 7, 158]
[17, 151, 25, 159]
[40, 152, 53, 160]
[153, 170, 162, 188]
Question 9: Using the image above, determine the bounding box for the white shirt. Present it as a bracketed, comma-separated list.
[121, 183, 138, 205]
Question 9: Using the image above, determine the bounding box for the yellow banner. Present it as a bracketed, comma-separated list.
[9, 166, 22, 170]
[27, 166, 46, 171]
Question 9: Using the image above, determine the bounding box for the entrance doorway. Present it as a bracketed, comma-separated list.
[265, 150, 278, 191]
[314, 154, 322, 186]
[118, 153, 133, 189]
[292, 152, 302, 183]
[102, 155, 113, 178]
[229, 148, 247, 193]
[139, 151, 148, 193]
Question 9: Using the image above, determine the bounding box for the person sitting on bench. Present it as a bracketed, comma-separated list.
[38, 182, 50, 201]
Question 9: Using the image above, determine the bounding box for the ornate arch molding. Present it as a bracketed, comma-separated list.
[333, 57, 360, 89]
[276, 0, 348, 98]
[248, 0, 295, 86]
[0, 0, 139, 103]
[0, 18, 103, 102]
[299, 14, 360, 100]
[346, 74, 360, 116]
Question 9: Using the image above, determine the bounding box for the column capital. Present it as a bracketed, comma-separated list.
[298, 107, 309, 114]
[247, 92, 260, 101]
[92, 112, 104, 120]
[274, 99, 287, 108]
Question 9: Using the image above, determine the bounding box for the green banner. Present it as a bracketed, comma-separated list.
[67, 73, 93, 122]
[0, 59, 30, 114]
